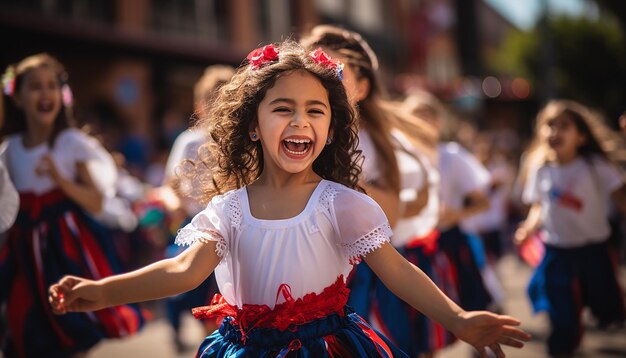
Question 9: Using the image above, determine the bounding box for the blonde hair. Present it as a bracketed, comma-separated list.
[194, 65, 236, 106]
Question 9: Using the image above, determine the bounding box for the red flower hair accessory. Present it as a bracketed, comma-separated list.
[310, 48, 344, 80]
[247, 44, 279, 69]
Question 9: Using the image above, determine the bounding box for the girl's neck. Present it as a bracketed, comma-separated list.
[254, 170, 321, 189]
[554, 151, 579, 165]
[23, 126, 53, 148]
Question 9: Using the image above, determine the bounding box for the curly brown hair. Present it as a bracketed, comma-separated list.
[189, 40, 362, 203]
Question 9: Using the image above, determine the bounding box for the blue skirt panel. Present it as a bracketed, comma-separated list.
[528, 240, 625, 355]
[195, 309, 408, 358]
[439, 226, 492, 311]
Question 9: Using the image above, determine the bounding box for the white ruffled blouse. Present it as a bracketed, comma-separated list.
[176, 180, 391, 309]
[1, 128, 117, 198]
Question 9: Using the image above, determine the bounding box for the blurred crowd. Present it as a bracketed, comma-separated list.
[1, 23, 626, 358]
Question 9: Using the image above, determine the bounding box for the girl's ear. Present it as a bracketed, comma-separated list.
[326, 129, 334, 145]
[248, 121, 260, 141]
[249, 123, 260, 141]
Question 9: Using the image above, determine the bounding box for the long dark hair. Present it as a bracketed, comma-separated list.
[188, 40, 361, 203]
[1, 53, 75, 146]
[300, 25, 438, 193]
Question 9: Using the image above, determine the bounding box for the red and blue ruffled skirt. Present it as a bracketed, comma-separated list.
[0, 190, 144, 357]
[192, 276, 407, 357]
[528, 240, 625, 356]
[438, 226, 492, 311]
[368, 231, 458, 356]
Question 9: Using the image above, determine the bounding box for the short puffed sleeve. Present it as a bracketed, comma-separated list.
[175, 191, 235, 257]
[56, 129, 102, 161]
[330, 186, 393, 263]
[55, 129, 118, 198]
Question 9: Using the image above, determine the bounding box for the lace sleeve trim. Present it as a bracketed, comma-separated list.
[175, 227, 227, 257]
[342, 222, 392, 264]
[226, 191, 243, 229]
[317, 183, 337, 212]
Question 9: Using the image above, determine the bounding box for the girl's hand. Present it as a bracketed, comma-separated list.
[48, 275, 105, 314]
[36, 154, 61, 182]
[513, 226, 530, 246]
[453, 311, 531, 358]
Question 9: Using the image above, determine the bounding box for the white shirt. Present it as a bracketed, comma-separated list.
[391, 130, 440, 247]
[462, 159, 515, 233]
[163, 128, 208, 216]
[176, 180, 391, 308]
[1, 129, 117, 197]
[523, 156, 623, 248]
[438, 142, 490, 230]
[358, 129, 383, 183]
[0, 158, 19, 232]
[163, 129, 206, 183]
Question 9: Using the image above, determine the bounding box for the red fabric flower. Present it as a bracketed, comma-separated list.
[310, 48, 344, 80]
[310, 47, 335, 68]
[247, 44, 279, 69]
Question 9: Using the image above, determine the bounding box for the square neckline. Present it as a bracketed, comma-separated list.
[241, 179, 328, 227]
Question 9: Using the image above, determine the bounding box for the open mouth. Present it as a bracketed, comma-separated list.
[37, 101, 56, 114]
[282, 138, 312, 157]
[548, 138, 562, 148]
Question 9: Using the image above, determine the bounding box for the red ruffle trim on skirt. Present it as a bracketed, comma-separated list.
[192, 275, 350, 332]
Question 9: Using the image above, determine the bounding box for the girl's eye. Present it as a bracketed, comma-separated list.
[309, 109, 325, 115]
[273, 107, 291, 113]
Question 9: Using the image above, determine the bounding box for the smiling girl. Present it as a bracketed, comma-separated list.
[0, 53, 144, 357]
[49, 41, 529, 357]
[516, 99, 626, 358]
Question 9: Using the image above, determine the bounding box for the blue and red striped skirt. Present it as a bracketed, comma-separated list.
[528, 240, 625, 356]
[192, 276, 407, 357]
[0, 190, 144, 357]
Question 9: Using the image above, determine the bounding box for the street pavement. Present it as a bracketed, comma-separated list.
[35, 254, 626, 358]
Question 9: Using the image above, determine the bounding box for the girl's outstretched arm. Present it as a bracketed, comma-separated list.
[365, 243, 531, 357]
[49, 239, 220, 314]
[402, 183, 429, 218]
[514, 202, 542, 245]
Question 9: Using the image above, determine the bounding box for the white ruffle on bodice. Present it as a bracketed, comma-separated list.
[176, 180, 391, 308]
